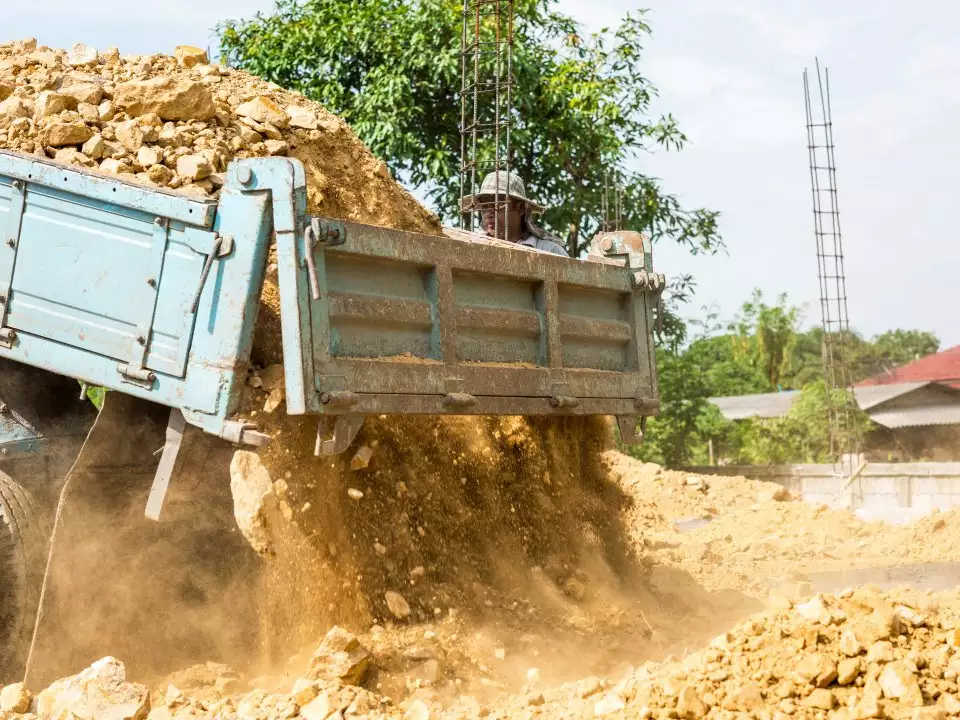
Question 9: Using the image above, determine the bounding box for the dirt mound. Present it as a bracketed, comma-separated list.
[0, 39, 440, 235]
[606, 454, 960, 599]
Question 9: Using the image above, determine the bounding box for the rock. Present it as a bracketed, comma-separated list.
[288, 105, 319, 129]
[803, 689, 835, 710]
[236, 96, 290, 128]
[796, 653, 838, 687]
[114, 77, 215, 121]
[405, 699, 431, 720]
[54, 148, 94, 167]
[676, 685, 707, 719]
[34, 90, 70, 118]
[840, 628, 865, 657]
[563, 577, 587, 601]
[351, 445, 374, 471]
[229, 450, 282, 557]
[386, 590, 411, 619]
[347, 488, 364, 500]
[306, 626, 372, 685]
[867, 640, 895, 663]
[299, 691, 334, 720]
[757, 485, 790, 503]
[137, 146, 163, 168]
[177, 154, 212, 181]
[526, 693, 545, 707]
[36, 656, 149, 720]
[175, 46, 208, 68]
[838, 658, 860, 685]
[796, 594, 832, 624]
[0, 81, 13, 102]
[730, 683, 765, 712]
[0, 97, 33, 126]
[526, 667, 541, 685]
[879, 661, 924, 706]
[116, 120, 144, 152]
[263, 387, 284, 413]
[0, 683, 31, 713]
[579, 677, 604, 698]
[264, 138, 289, 156]
[61, 83, 103, 106]
[78, 102, 99, 122]
[100, 158, 133, 174]
[98, 100, 115, 122]
[912, 709, 945, 720]
[941, 694, 960, 714]
[43, 120, 94, 147]
[66, 42, 98, 67]
[594, 693, 627, 716]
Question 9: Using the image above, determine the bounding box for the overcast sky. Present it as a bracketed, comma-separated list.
[8, 0, 958, 347]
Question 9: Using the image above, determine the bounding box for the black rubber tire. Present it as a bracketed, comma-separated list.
[0, 470, 43, 683]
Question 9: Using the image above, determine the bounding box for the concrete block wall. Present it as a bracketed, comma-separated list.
[685, 463, 960, 516]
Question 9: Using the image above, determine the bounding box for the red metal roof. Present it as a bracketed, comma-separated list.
[858, 345, 960, 389]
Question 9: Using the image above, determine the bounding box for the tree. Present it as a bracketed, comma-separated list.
[735, 381, 872, 465]
[728, 290, 800, 389]
[218, 0, 721, 257]
[855, 329, 940, 381]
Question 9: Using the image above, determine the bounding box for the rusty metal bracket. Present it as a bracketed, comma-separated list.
[443, 392, 476, 408]
[320, 390, 358, 408]
[617, 415, 642, 446]
[315, 414, 365, 456]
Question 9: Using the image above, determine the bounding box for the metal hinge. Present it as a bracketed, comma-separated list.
[0, 327, 16, 349]
[117, 363, 156, 389]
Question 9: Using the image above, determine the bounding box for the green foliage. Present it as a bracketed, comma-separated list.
[629, 287, 940, 468]
[735, 381, 872, 465]
[218, 0, 722, 257]
[728, 290, 800, 389]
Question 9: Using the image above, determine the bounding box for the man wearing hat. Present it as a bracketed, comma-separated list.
[460, 171, 568, 256]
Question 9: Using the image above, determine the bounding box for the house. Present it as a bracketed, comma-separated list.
[711, 381, 960, 429]
[858, 344, 960, 389]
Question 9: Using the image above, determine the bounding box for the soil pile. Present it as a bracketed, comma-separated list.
[0, 39, 440, 234]
[606, 454, 960, 600]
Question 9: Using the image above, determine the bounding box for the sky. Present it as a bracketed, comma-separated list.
[7, 0, 959, 347]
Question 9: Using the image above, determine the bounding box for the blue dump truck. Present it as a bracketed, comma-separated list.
[0, 149, 664, 677]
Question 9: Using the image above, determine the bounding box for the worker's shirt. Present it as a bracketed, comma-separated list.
[518, 234, 568, 257]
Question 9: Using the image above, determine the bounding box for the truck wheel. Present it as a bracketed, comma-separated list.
[0, 470, 43, 682]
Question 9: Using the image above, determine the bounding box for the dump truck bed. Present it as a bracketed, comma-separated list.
[0, 150, 662, 463]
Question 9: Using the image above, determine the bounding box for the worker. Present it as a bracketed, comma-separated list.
[460, 171, 568, 256]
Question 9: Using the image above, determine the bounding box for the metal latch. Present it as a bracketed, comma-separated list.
[303, 217, 346, 301]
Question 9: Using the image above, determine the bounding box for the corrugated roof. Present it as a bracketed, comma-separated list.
[710, 381, 960, 428]
[858, 345, 960, 389]
[870, 406, 960, 428]
[710, 391, 800, 420]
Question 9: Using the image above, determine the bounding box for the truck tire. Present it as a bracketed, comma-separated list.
[0, 470, 43, 682]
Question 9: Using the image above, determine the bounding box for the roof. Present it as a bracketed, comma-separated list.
[710, 381, 960, 428]
[858, 345, 960, 389]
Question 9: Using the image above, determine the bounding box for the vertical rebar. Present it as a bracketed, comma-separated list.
[803, 59, 862, 480]
[458, 0, 515, 235]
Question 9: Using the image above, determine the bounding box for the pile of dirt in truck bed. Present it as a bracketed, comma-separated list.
[0, 39, 440, 235]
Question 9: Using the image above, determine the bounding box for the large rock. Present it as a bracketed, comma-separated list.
[0, 81, 12, 102]
[229, 450, 280, 557]
[33, 90, 70, 118]
[236, 96, 290, 128]
[113, 77, 215, 121]
[42, 120, 95, 147]
[66, 42, 98, 68]
[174, 46, 208, 68]
[36, 656, 149, 720]
[0, 682, 31, 713]
[0, 96, 32, 126]
[305, 626, 372, 686]
[879, 661, 924, 706]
